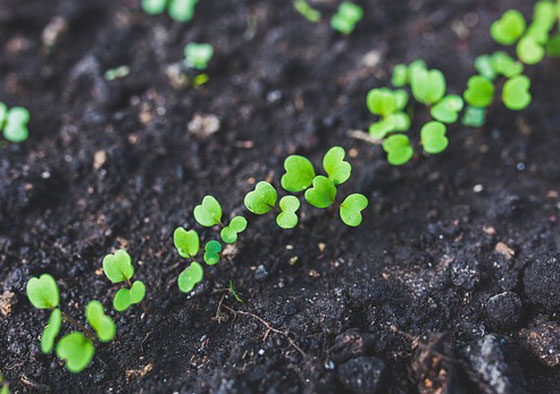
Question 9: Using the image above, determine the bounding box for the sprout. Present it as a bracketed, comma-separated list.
[430, 95, 464, 124]
[391, 64, 408, 87]
[304, 175, 337, 208]
[220, 216, 248, 244]
[85, 301, 115, 343]
[474, 55, 497, 80]
[382, 134, 413, 166]
[41, 308, 62, 353]
[178, 262, 203, 293]
[244, 182, 278, 214]
[281, 156, 316, 192]
[322, 146, 351, 185]
[0, 374, 8, 394]
[366, 88, 410, 139]
[276, 196, 300, 229]
[410, 68, 446, 105]
[0, 104, 30, 143]
[462, 106, 487, 127]
[173, 227, 199, 258]
[420, 121, 448, 154]
[113, 281, 146, 312]
[330, 1, 363, 35]
[517, 36, 544, 64]
[203, 240, 222, 265]
[102, 249, 146, 312]
[104, 65, 130, 81]
[294, 0, 321, 22]
[490, 10, 526, 45]
[56, 332, 94, 373]
[26, 274, 59, 309]
[489, 51, 523, 78]
[185, 43, 214, 71]
[194, 195, 222, 227]
[141, 0, 199, 22]
[229, 280, 243, 303]
[339, 193, 368, 226]
[502, 75, 532, 110]
[463, 76, 495, 108]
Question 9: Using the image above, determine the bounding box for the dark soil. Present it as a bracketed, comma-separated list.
[1, 0, 560, 393]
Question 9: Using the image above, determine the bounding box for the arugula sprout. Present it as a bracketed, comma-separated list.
[330, 1, 363, 35]
[391, 64, 408, 87]
[245, 181, 278, 214]
[420, 121, 448, 154]
[339, 194, 368, 226]
[366, 88, 410, 139]
[173, 227, 199, 258]
[203, 240, 222, 265]
[281, 156, 316, 192]
[102, 249, 146, 312]
[294, 0, 321, 22]
[26, 274, 59, 309]
[229, 281, 243, 303]
[489, 51, 524, 78]
[0, 103, 30, 143]
[430, 95, 464, 124]
[410, 67, 446, 105]
[517, 36, 545, 64]
[86, 301, 115, 343]
[194, 195, 223, 227]
[185, 43, 214, 71]
[323, 146, 351, 185]
[462, 106, 487, 127]
[178, 262, 203, 293]
[490, 10, 526, 45]
[113, 281, 146, 312]
[304, 175, 337, 208]
[142, 0, 199, 22]
[41, 308, 62, 353]
[502, 75, 532, 110]
[382, 134, 413, 166]
[56, 332, 94, 373]
[276, 195, 300, 229]
[221, 216, 247, 244]
[463, 76, 495, 108]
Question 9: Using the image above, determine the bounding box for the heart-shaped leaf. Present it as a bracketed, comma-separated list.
[369, 117, 397, 139]
[276, 196, 300, 229]
[184, 42, 214, 70]
[323, 146, 351, 185]
[103, 249, 134, 284]
[194, 195, 222, 227]
[304, 176, 337, 208]
[86, 301, 115, 343]
[3, 107, 29, 143]
[421, 121, 448, 154]
[462, 106, 487, 127]
[489, 51, 524, 78]
[474, 55, 497, 80]
[410, 68, 446, 104]
[382, 134, 413, 166]
[502, 75, 532, 110]
[26, 274, 59, 309]
[56, 332, 95, 373]
[41, 308, 61, 354]
[366, 88, 397, 117]
[220, 216, 247, 244]
[490, 10, 526, 45]
[203, 240, 222, 265]
[391, 64, 407, 87]
[463, 76, 495, 108]
[393, 90, 409, 110]
[339, 193, 368, 227]
[430, 95, 464, 124]
[169, 0, 198, 22]
[516, 36, 544, 65]
[281, 155, 315, 192]
[330, 1, 363, 35]
[244, 181, 277, 214]
[178, 262, 204, 293]
[141, 0, 166, 14]
[173, 227, 199, 258]
[113, 280, 146, 312]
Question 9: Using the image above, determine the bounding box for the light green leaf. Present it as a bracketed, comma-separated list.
[4, 107, 30, 143]
[430, 95, 464, 123]
[463, 76, 495, 108]
[330, 1, 363, 34]
[420, 121, 448, 154]
[339, 193, 368, 226]
[86, 301, 115, 343]
[220, 216, 247, 244]
[194, 195, 222, 227]
[294, 0, 321, 22]
[366, 88, 397, 117]
[41, 308, 61, 353]
[26, 274, 59, 309]
[276, 196, 300, 229]
[141, 0, 167, 14]
[184, 42, 214, 70]
[173, 227, 199, 258]
[178, 262, 204, 293]
[489, 51, 524, 78]
[410, 68, 446, 104]
[281, 155, 316, 192]
[304, 176, 336, 208]
[113, 280, 146, 312]
[244, 181, 277, 214]
[56, 332, 95, 373]
[102, 249, 134, 284]
[382, 134, 413, 166]
[516, 36, 544, 65]
[474, 55, 497, 80]
[203, 240, 222, 265]
[391, 64, 408, 87]
[462, 106, 487, 127]
[322, 146, 351, 185]
[502, 75, 531, 110]
[490, 9, 526, 45]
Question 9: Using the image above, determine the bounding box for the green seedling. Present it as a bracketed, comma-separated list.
[0, 103, 30, 143]
[462, 106, 486, 127]
[86, 301, 115, 342]
[421, 121, 448, 154]
[194, 195, 223, 226]
[244, 181, 278, 214]
[276, 195, 300, 229]
[430, 95, 464, 123]
[102, 249, 147, 312]
[178, 261, 203, 293]
[185, 43, 214, 71]
[391, 64, 408, 87]
[56, 332, 94, 373]
[367, 88, 410, 139]
[463, 76, 495, 108]
[221, 216, 248, 244]
[27, 274, 59, 309]
[174, 227, 199, 258]
[203, 240, 222, 265]
[323, 146, 351, 185]
[330, 1, 363, 35]
[517, 36, 545, 64]
[502, 75, 532, 110]
[104, 65, 130, 81]
[382, 134, 414, 166]
[229, 281, 243, 303]
[304, 175, 337, 208]
[281, 156, 316, 192]
[489, 51, 524, 78]
[474, 55, 497, 80]
[339, 193, 368, 226]
[490, 10, 526, 45]
[41, 308, 62, 353]
[294, 0, 321, 22]
[142, 0, 199, 22]
[546, 34, 560, 56]
[410, 67, 446, 105]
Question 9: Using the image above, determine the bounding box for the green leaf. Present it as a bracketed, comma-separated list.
[369, 117, 397, 139]
[304, 176, 337, 208]
[393, 90, 409, 110]
[276, 195, 300, 229]
[463, 76, 495, 108]
[366, 88, 397, 117]
[420, 121, 448, 154]
[194, 195, 222, 227]
[281, 155, 316, 192]
[26, 274, 59, 309]
[545, 34, 560, 56]
[141, 0, 167, 14]
[430, 95, 464, 124]
[203, 240, 222, 265]
[462, 106, 487, 127]
[168, 0, 198, 22]
[391, 64, 408, 87]
[502, 75, 532, 111]
[173, 227, 199, 258]
[339, 193, 368, 227]
[490, 9, 526, 45]
[1, 384, 7, 394]
[102, 249, 134, 284]
[489, 51, 524, 78]
[322, 146, 351, 185]
[113, 280, 146, 312]
[294, 0, 321, 22]
[184, 42, 214, 70]
[41, 308, 61, 354]
[244, 181, 277, 214]
[382, 134, 413, 166]
[516, 36, 544, 65]
[407, 59, 427, 82]
[330, 1, 363, 34]
[220, 216, 247, 244]
[474, 55, 497, 80]
[0, 102, 7, 127]
[410, 68, 446, 104]
[178, 262, 203, 293]
[388, 112, 411, 132]
[86, 301, 115, 343]
[56, 332, 95, 373]
[4, 107, 30, 143]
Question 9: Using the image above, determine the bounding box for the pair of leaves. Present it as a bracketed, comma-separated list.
[367, 89, 410, 138]
[420, 121, 448, 154]
[430, 95, 464, 124]
[244, 182, 301, 229]
[502, 75, 532, 110]
[86, 301, 115, 342]
[178, 262, 204, 293]
[410, 67, 446, 105]
[330, 1, 363, 35]
[185, 43, 214, 71]
[204, 240, 222, 265]
[490, 9, 526, 45]
[194, 196, 246, 243]
[113, 281, 146, 312]
[142, 0, 199, 22]
[464, 76, 495, 108]
[0, 103, 30, 143]
[382, 135, 414, 166]
[221, 216, 247, 244]
[103, 250, 146, 311]
[476, 52, 524, 80]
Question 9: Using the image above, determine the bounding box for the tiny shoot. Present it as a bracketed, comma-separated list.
[0, 103, 30, 143]
[102, 249, 147, 312]
[330, 1, 363, 35]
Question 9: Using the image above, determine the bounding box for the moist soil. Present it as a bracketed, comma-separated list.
[1, 0, 560, 393]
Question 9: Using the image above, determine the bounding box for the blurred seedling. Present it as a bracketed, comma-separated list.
[229, 280, 243, 304]
[26, 274, 116, 373]
[0, 103, 29, 143]
[104, 65, 130, 81]
[331, 1, 363, 35]
[366, 88, 410, 139]
[142, 0, 199, 22]
[0, 374, 9, 394]
[102, 249, 147, 313]
[185, 43, 214, 71]
[294, 0, 321, 22]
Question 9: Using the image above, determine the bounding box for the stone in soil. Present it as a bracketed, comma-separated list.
[523, 253, 560, 309]
[485, 291, 522, 330]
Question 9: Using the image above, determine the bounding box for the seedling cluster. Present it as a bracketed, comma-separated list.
[0, 102, 29, 143]
[142, 0, 199, 22]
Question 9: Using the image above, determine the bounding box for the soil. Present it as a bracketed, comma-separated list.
[1, 0, 560, 393]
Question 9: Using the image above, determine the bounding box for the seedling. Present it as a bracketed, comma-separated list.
[463, 76, 495, 108]
[281, 156, 316, 192]
[391, 64, 408, 87]
[462, 106, 486, 128]
[382, 134, 413, 166]
[102, 249, 147, 312]
[142, 0, 199, 22]
[294, 0, 321, 22]
[430, 95, 464, 124]
[420, 121, 448, 154]
[488, 51, 524, 78]
[194, 195, 223, 227]
[221, 216, 248, 244]
[366, 88, 410, 139]
[323, 145, 352, 185]
[0, 103, 29, 143]
[229, 280, 243, 303]
[276, 195, 300, 229]
[178, 261, 203, 293]
[502, 75, 532, 110]
[185, 43, 214, 71]
[174, 227, 199, 258]
[56, 332, 95, 373]
[331, 1, 363, 35]
[305, 175, 337, 208]
[204, 240, 222, 265]
[517, 36, 545, 64]
[244, 181, 278, 214]
[490, 10, 526, 45]
[86, 301, 115, 342]
[339, 193, 368, 226]
[410, 67, 446, 105]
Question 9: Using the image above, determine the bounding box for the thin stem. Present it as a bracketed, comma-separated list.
[266, 202, 280, 213]
[61, 311, 95, 340]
